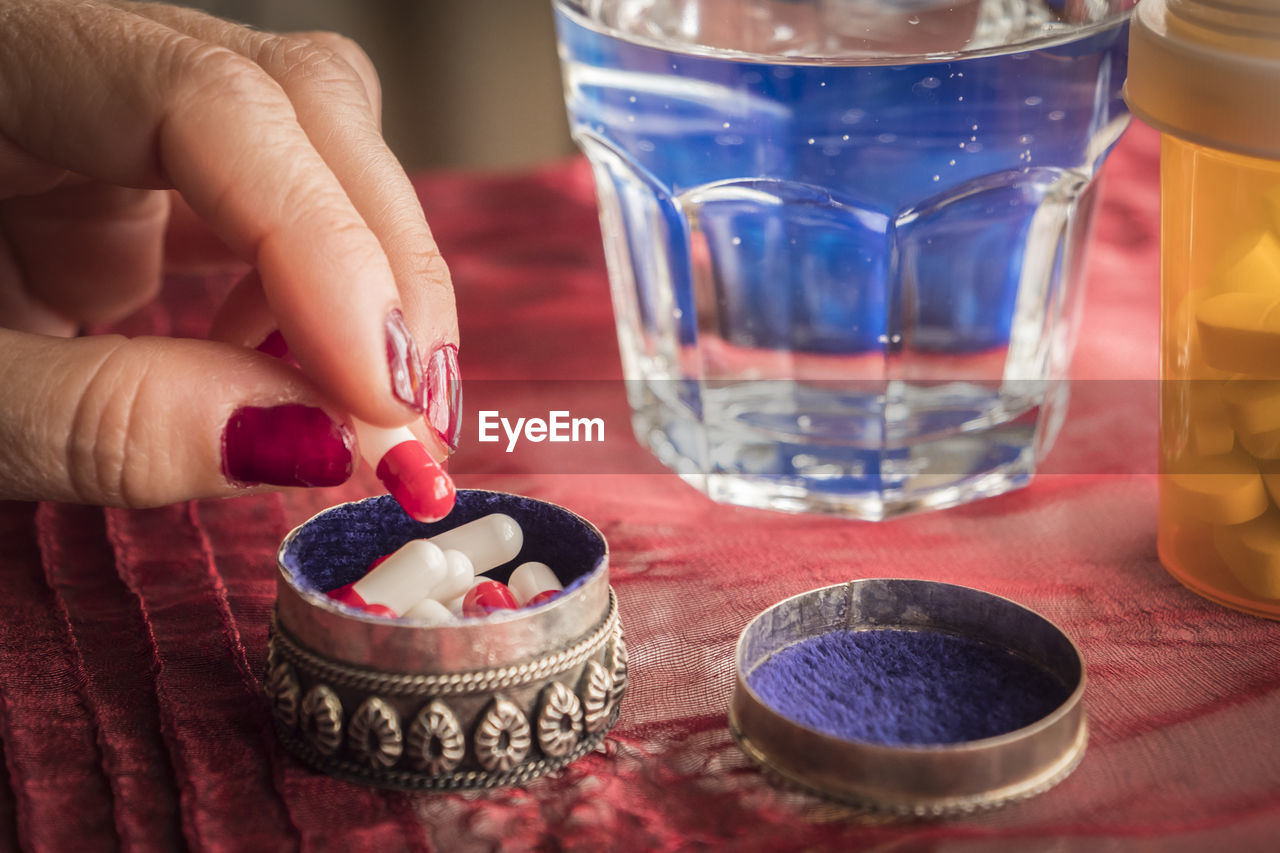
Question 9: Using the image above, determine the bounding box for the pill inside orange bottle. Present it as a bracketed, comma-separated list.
[1130, 0, 1280, 618]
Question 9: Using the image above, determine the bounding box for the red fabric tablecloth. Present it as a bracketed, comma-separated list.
[1, 123, 1278, 852]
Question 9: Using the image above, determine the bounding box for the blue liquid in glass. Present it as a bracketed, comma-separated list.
[555, 2, 1130, 516]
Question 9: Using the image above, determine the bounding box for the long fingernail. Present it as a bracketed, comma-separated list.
[385, 308, 426, 413]
[222, 405, 355, 487]
[426, 344, 462, 452]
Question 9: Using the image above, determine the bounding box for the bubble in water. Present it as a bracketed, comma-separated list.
[1020, 134, 1034, 144]
[919, 76, 941, 89]
[807, 138, 815, 145]
[877, 133, 897, 143]
[731, 236, 742, 246]
[841, 109, 865, 124]
[628, 95, 636, 103]
[1025, 95, 1043, 106]
[1048, 110, 1066, 121]
[819, 81, 826, 87]
[842, 134, 850, 141]
[907, 15, 920, 25]
[932, 175, 940, 182]
[722, 121, 731, 128]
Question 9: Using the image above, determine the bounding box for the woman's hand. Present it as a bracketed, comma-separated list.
[0, 0, 459, 507]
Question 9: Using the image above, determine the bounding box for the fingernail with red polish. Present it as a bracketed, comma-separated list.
[355, 422, 456, 522]
[386, 308, 425, 413]
[426, 344, 461, 451]
[222, 405, 355, 487]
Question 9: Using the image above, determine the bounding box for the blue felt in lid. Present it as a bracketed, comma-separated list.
[730, 579, 1087, 816]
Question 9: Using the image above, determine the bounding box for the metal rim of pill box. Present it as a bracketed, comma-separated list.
[265, 590, 626, 790]
[729, 578, 1088, 817]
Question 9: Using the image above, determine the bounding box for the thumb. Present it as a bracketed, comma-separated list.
[0, 329, 355, 506]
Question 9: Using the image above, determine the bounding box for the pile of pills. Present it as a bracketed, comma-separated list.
[1164, 184, 1280, 600]
[325, 513, 565, 624]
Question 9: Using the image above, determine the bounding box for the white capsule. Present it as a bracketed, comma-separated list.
[333, 540, 447, 616]
[444, 576, 487, 615]
[400, 596, 453, 626]
[425, 513, 523, 574]
[431, 549, 475, 603]
[508, 561, 563, 606]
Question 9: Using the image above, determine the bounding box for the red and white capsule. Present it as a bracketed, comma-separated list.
[327, 539, 447, 617]
[355, 422, 456, 522]
[426, 513, 523, 574]
[462, 579, 518, 617]
[508, 561, 563, 607]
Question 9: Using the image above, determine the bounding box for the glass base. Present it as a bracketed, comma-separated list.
[631, 387, 1042, 521]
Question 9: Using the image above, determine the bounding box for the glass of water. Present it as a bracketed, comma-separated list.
[554, 0, 1135, 518]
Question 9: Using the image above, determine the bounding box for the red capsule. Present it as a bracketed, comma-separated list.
[377, 439, 456, 523]
[509, 561, 563, 607]
[327, 540, 447, 617]
[325, 585, 397, 619]
[354, 422, 456, 522]
[462, 580, 518, 617]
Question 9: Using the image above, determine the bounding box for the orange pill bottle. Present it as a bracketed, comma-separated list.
[1127, 0, 1280, 618]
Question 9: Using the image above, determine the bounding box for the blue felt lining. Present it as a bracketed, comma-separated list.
[747, 628, 1072, 746]
[279, 492, 606, 596]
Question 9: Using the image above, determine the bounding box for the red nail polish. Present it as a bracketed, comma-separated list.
[374, 436, 457, 522]
[386, 308, 425, 413]
[426, 344, 462, 451]
[221, 404, 354, 487]
[462, 580, 518, 617]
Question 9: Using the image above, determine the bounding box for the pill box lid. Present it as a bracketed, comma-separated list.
[728, 579, 1087, 816]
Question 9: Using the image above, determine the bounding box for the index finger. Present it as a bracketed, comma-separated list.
[0, 0, 432, 427]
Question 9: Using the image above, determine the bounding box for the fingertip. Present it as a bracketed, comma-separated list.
[256, 219, 423, 429]
[0, 331, 363, 506]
